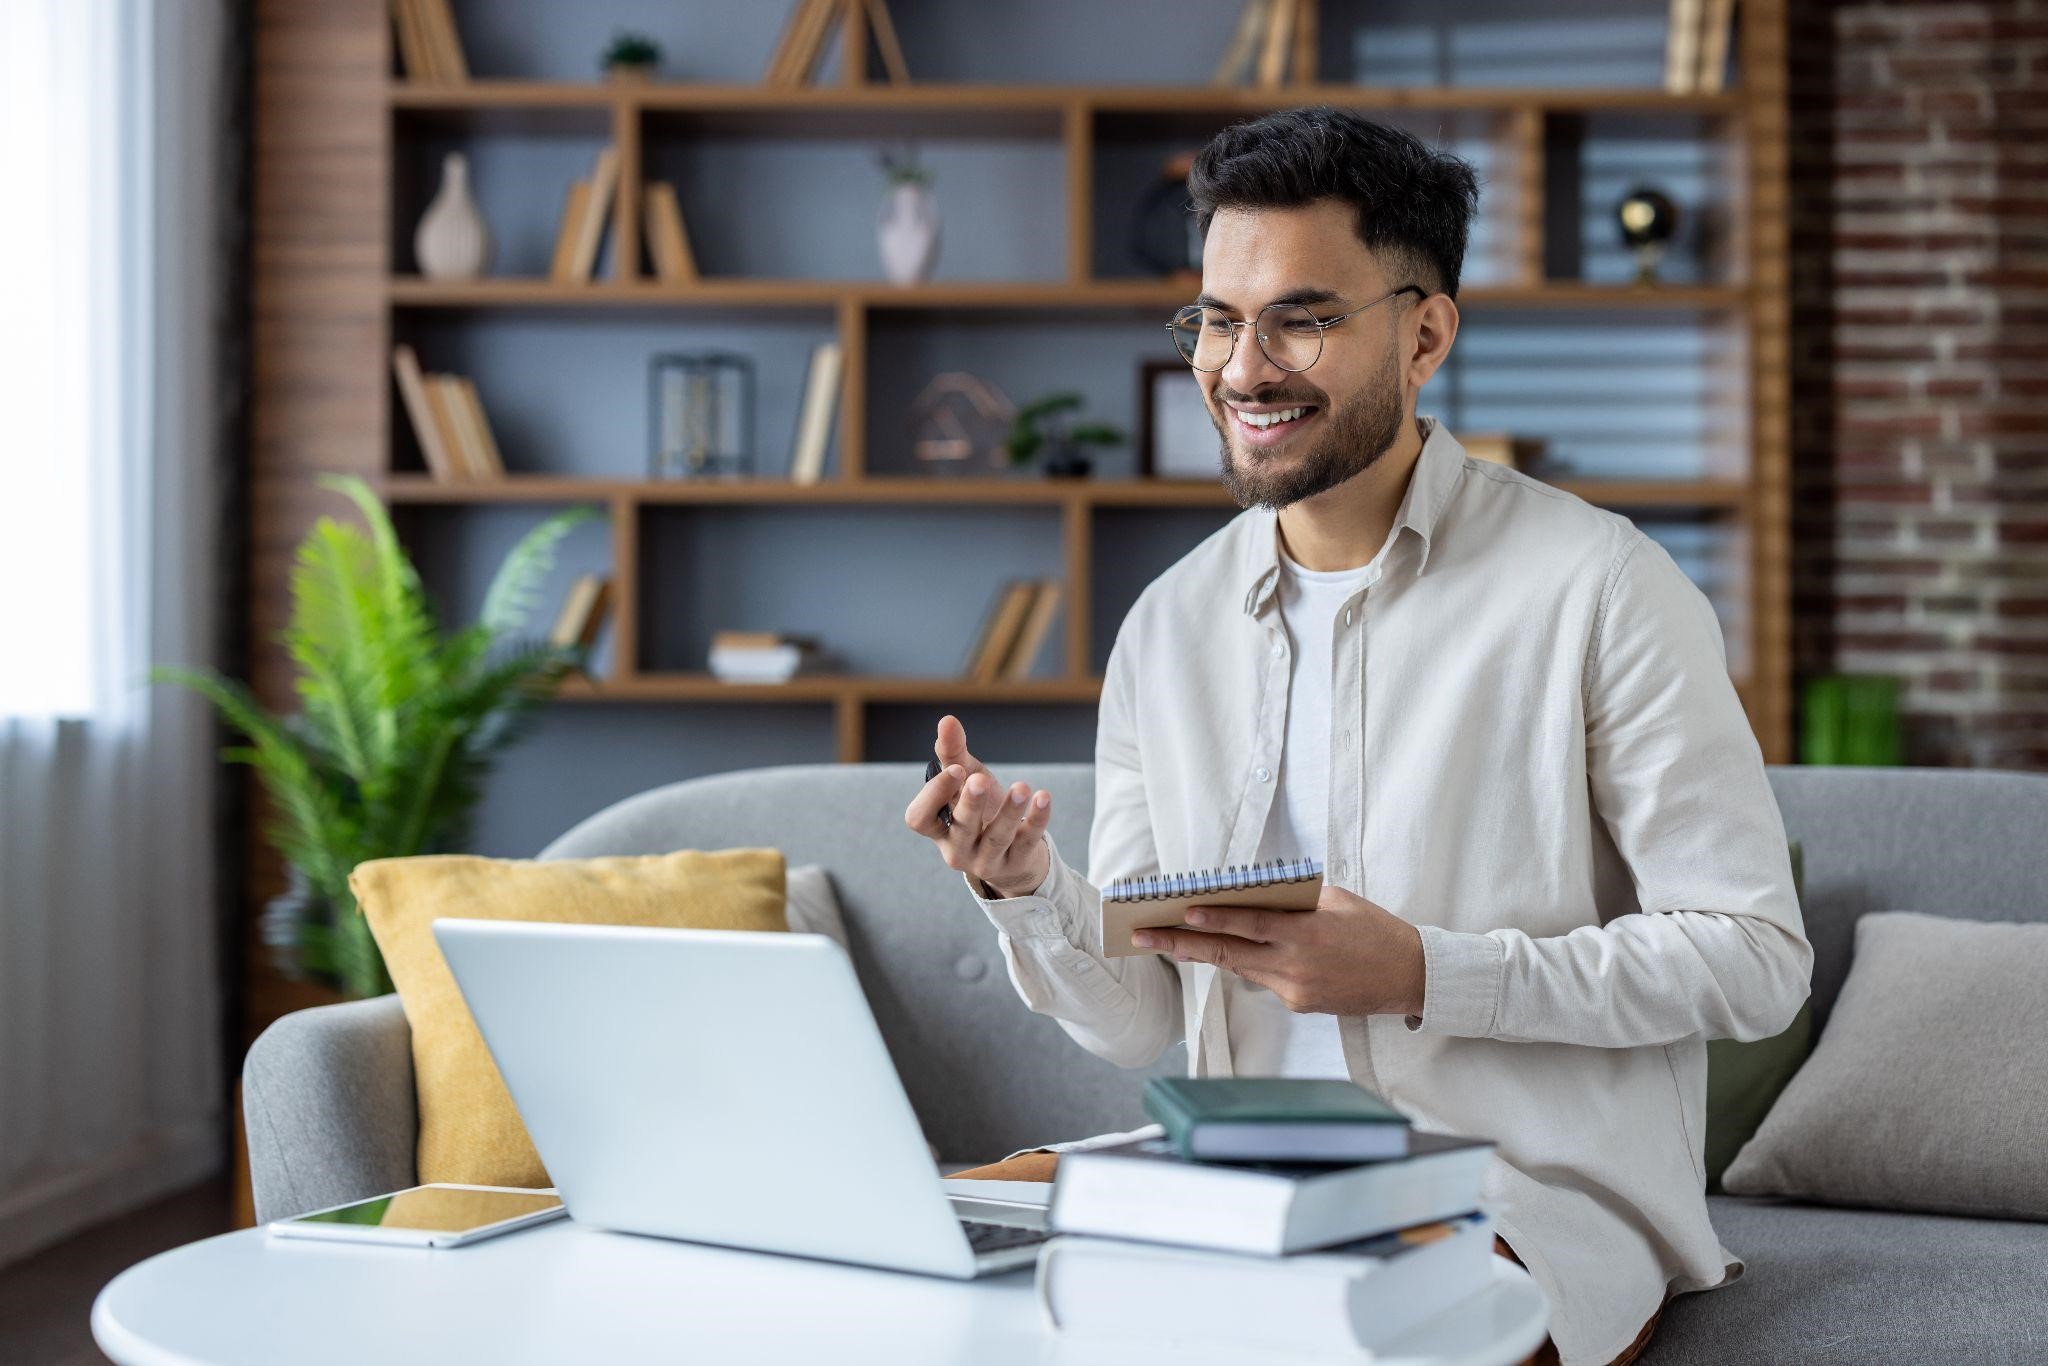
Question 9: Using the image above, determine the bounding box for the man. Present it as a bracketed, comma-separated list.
[905, 108, 1810, 1366]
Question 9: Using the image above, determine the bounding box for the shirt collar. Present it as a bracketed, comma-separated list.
[1239, 414, 1467, 616]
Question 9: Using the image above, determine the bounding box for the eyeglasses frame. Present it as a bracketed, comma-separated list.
[1167, 284, 1429, 373]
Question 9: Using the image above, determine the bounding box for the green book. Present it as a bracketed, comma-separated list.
[1143, 1077, 1411, 1162]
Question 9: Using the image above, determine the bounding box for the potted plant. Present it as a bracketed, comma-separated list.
[1004, 392, 1125, 479]
[154, 475, 597, 999]
[601, 31, 662, 82]
[876, 142, 940, 285]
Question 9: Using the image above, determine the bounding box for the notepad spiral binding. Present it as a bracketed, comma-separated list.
[1103, 857, 1323, 903]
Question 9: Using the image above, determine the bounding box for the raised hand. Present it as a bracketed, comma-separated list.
[905, 714, 1055, 899]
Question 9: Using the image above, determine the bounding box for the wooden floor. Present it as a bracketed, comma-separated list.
[0, 1180, 232, 1366]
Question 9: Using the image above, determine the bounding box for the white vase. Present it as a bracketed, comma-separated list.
[877, 181, 940, 285]
[414, 152, 491, 280]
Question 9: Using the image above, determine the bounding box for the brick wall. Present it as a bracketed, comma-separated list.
[1789, 0, 2048, 768]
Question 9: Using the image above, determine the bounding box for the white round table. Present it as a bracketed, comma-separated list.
[94, 1220, 1549, 1366]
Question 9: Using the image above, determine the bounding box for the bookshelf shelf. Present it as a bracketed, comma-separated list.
[388, 80, 1745, 120]
[379, 474, 1750, 511]
[357, 3, 1791, 766]
[387, 278, 1750, 311]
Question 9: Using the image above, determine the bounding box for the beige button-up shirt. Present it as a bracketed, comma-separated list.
[965, 415, 1813, 1366]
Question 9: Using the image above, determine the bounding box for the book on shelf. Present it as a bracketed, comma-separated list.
[1037, 1211, 1496, 1355]
[549, 180, 592, 282]
[708, 631, 829, 684]
[1255, 0, 1296, 88]
[998, 579, 1062, 681]
[765, 0, 839, 87]
[1143, 1077, 1413, 1163]
[391, 344, 463, 482]
[788, 341, 844, 484]
[1664, 0, 1704, 93]
[442, 376, 506, 480]
[422, 378, 478, 479]
[550, 575, 613, 654]
[1047, 1129, 1497, 1256]
[642, 182, 700, 284]
[1215, 0, 1309, 88]
[965, 579, 1038, 683]
[389, 0, 468, 84]
[1696, 0, 1737, 93]
[563, 146, 621, 284]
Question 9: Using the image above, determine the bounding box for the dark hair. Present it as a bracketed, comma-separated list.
[1187, 107, 1480, 300]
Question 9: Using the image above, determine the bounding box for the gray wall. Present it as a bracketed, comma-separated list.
[402, 1, 1743, 855]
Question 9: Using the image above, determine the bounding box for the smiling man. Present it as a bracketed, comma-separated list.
[906, 108, 1811, 1366]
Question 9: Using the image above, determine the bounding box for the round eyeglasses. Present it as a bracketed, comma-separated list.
[1167, 285, 1426, 373]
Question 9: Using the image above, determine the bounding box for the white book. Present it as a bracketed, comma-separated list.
[1049, 1131, 1494, 1256]
[1037, 1211, 1496, 1355]
[787, 341, 844, 484]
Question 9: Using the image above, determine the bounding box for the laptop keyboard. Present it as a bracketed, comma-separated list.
[962, 1219, 1051, 1256]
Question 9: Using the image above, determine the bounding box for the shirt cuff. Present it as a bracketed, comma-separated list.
[1406, 924, 1505, 1037]
[963, 829, 1074, 941]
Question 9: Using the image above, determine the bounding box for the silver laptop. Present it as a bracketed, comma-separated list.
[431, 918, 1049, 1277]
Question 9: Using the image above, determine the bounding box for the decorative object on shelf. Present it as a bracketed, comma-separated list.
[152, 476, 596, 999]
[1665, 0, 1737, 94]
[1131, 150, 1203, 282]
[601, 30, 662, 82]
[1457, 432, 1549, 471]
[909, 372, 1015, 477]
[389, 0, 469, 85]
[550, 145, 621, 284]
[642, 182, 700, 283]
[1214, 0, 1315, 88]
[1007, 392, 1125, 480]
[413, 152, 491, 282]
[1800, 675, 1904, 766]
[709, 630, 832, 684]
[765, 0, 910, 87]
[1615, 185, 1681, 285]
[650, 351, 755, 480]
[1138, 359, 1218, 480]
[392, 345, 507, 482]
[876, 142, 940, 285]
[789, 341, 845, 484]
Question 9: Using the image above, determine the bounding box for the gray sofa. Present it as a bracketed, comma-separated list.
[244, 763, 2048, 1364]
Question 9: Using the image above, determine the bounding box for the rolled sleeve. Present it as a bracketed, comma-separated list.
[1407, 924, 1505, 1037]
[963, 830, 1073, 942]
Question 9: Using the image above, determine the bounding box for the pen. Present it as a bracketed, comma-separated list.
[925, 756, 954, 829]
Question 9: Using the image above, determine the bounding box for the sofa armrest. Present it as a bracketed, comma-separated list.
[242, 993, 418, 1225]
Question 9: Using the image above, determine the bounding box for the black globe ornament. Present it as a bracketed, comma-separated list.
[1614, 186, 1680, 285]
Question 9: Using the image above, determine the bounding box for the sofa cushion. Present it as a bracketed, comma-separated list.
[1641, 1197, 2048, 1364]
[352, 848, 787, 1188]
[1702, 841, 1812, 1190]
[1722, 912, 2048, 1219]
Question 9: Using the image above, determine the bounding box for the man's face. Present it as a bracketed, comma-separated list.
[1195, 200, 1412, 510]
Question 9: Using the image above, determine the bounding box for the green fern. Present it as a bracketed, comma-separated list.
[155, 476, 599, 999]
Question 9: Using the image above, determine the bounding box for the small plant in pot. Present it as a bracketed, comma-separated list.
[601, 31, 662, 82]
[1004, 392, 1125, 479]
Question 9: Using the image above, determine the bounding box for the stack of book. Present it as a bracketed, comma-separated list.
[963, 579, 1062, 682]
[708, 631, 831, 684]
[1664, 0, 1738, 94]
[392, 345, 506, 482]
[1038, 1078, 1500, 1355]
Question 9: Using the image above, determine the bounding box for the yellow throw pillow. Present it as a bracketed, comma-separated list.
[350, 848, 788, 1189]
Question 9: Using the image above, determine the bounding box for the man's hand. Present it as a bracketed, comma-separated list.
[904, 714, 1055, 900]
[1132, 885, 1428, 1019]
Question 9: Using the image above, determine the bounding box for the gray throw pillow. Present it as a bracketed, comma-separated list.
[1722, 911, 2048, 1219]
[785, 863, 850, 950]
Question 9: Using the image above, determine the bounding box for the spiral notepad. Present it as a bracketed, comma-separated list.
[1101, 857, 1325, 958]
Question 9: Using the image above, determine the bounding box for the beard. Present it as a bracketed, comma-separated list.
[1213, 345, 1406, 511]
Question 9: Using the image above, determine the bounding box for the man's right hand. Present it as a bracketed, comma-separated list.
[904, 714, 1054, 900]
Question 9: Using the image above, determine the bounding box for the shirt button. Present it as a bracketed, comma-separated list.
[1271, 642, 1284, 658]
[1254, 766, 1272, 783]
[1345, 607, 1354, 626]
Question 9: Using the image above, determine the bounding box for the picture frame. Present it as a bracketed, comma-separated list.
[1137, 359, 1218, 480]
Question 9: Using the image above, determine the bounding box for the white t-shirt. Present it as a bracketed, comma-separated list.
[1225, 543, 1370, 1079]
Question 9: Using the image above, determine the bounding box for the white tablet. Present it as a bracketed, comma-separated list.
[267, 1183, 566, 1248]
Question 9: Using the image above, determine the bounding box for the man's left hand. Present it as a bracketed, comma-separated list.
[1132, 885, 1427, 1019]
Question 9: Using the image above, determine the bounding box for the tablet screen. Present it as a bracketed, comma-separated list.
[289, 1186, 561, 1234]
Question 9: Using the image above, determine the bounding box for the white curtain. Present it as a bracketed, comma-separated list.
[0, 0, 229, 1265]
